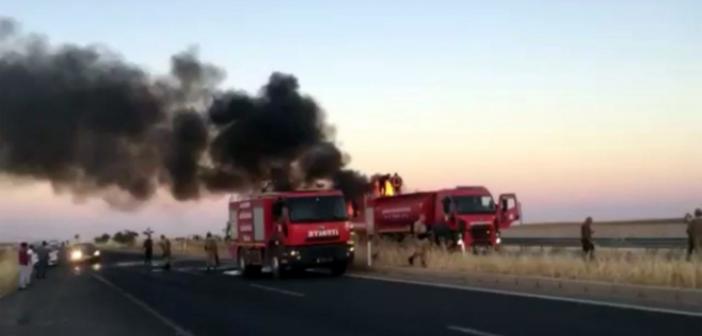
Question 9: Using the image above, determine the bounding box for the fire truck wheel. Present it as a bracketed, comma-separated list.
[330, 262, 347, 276]
[239, 250, 260, 278]
[271, 256, 287, 279]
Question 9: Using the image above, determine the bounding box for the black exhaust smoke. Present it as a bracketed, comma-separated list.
[0, 17, 369, 206]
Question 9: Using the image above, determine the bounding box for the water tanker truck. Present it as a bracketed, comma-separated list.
[352, 179, 521, 249]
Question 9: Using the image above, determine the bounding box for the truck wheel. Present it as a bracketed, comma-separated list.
[271, 256, 287, 279]
[239, 251, 260, 278]
[330, 262, 347, 276]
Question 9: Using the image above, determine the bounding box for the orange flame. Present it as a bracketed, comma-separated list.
[384, 180, 395, 196]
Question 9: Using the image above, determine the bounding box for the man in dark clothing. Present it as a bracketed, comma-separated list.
[685, 213, 694, 261]
[143, 235, 153, 266]
[581, 217, 595, 260]
[35, 241, 49, 279]
[688, 209, 702, 261]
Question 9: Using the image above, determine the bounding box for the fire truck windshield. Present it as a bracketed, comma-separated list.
[287, 195, 348, 223]
[453, 195, 495, 214]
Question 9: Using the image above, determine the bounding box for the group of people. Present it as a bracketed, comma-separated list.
[580, 209, 702, 261]
[142, 234, 172, 270]
[142, 232, 220, 271]
[17, 241, 51, 290]
[405, 210, 702, 268]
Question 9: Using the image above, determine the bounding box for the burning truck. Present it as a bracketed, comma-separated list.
[351, 175, 521, 250]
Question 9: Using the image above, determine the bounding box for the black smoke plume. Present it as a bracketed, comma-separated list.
[0, 17, 369, 206]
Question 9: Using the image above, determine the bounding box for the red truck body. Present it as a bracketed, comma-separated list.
[227, 190, 354, 276]
[355, 186, 521, 247]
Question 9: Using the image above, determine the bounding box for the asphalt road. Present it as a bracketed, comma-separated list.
[1, 251, 701, 336]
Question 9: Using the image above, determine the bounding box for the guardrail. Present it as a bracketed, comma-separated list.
[502, 237, 688, 249]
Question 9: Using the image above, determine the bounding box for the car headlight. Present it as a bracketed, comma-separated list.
[71, 250, 83, 260]
[289, 249, 299, 257]
[93, 250, 100, 257]
[496, 237, 502, 244]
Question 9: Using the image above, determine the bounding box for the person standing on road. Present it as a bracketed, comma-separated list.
[18, 242, 32, 290]
[27, 244, 38, 283]
[408, 214, 430, 267]
[581, 217, 595, 260]
[35, 241, 49, 279]
[143, 235, 153, 266]
[160, 235, 172, 270]
[688, 209, 702, 261]
[204, 232, 218, 271]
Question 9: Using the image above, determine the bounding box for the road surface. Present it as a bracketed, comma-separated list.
[1, 251, 700, 335]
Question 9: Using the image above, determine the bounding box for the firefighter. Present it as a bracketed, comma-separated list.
[581, 217, 595, 260]
[204, 232, 218, 271]
[143, 235, 153, 266]
[160, 235, 172, 271]
[688, 209, 702, 261]
[408, 214, 430, 267]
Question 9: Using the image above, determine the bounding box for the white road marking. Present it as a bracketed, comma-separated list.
[348, 274, 702, 318]
[223, 270, 242, 276]
[113, 261, 144, 268]
[249, 284, 305, 297]
[447, 325, 502, 336]
[91, 273, 195, 336]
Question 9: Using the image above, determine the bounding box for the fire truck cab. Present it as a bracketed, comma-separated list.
[227, 190, 354, 277]
[433, 186, 520, 247]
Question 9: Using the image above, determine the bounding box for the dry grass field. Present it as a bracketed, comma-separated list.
[0, 246, 18, 298]
[353, 237, 702, 289]
[504, 218, 686, 238]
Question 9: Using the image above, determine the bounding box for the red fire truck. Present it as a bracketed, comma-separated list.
[227, 190, 354, 277]
[353, 183, 521, 248]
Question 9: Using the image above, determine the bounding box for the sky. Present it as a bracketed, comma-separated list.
[1, 1, 701, 241]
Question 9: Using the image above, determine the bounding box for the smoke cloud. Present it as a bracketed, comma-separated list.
[0, 17, 369, 206]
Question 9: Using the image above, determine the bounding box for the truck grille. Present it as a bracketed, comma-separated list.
[470, 225, 491, 241]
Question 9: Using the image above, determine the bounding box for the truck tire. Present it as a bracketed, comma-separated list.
[239, 250, 260, 278]
[271, 256, 288, 279]
[330, 262, 347, 276]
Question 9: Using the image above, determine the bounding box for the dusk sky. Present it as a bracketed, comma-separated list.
[1, 1, 700, 242]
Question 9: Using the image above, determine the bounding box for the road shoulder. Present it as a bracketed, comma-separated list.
[0, 265, 175, 336]
[352, 266, 702, 316]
